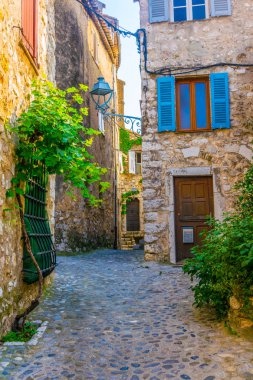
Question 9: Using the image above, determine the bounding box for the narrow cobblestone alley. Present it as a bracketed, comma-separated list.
[1, 250, 253, 380]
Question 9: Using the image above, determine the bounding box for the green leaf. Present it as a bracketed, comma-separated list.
[6, 189, 15, 198]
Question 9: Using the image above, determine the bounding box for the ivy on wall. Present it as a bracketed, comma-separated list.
[120, 128, 142, 155]
[121, 190, 140, 215]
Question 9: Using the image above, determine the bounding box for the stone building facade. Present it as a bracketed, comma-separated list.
[54, 0, 122, 252]
[135, 0, 253, 262]
[0, 0, 56, 336]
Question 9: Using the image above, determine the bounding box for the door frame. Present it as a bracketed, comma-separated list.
[166, 167, 225, 263]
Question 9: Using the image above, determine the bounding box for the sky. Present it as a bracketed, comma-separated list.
[102, 0, 141, 117]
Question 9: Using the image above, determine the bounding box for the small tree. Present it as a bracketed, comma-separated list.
[7, 80, 110, 330]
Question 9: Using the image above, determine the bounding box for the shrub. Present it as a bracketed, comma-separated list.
[183, 159, 253, 320]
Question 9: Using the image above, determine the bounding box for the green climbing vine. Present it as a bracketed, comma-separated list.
[121, 190, 140, 215]
[120, 128, 142, 155]
[7, 79, 110, 205]
[5, 79, 111, 331]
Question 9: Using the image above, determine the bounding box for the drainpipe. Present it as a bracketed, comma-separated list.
[112, 64, 118, 250]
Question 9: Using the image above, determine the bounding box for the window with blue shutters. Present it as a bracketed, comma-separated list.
[157, 73, 230, 132]
[210, 73, 230, 129]
[157, 77, 176, 132]
[150, 0, 232, 23]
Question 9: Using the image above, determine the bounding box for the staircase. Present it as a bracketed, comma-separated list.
[120, 231, 144, 250]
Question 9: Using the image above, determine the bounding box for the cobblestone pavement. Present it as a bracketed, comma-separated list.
[1, 249, 253, 380]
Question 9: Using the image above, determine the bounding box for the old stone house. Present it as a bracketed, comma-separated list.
[0, 0, 56, 336]
[54, 0, 122, 252]
[135, 0, 253, 262]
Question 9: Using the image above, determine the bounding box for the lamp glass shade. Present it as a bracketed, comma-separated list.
[90, 77, 113, 96]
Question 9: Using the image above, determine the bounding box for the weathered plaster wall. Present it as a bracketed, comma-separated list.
[0, 0, 56, 336]
[54, 0, 119, 252]
[137, 0, 253, 262]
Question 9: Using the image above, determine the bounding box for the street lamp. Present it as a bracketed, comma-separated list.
[90, 77, 113, 113]
[90, 77, 142, 134]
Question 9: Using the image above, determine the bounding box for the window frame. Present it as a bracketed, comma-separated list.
[176, 76, 211, 132]
[135, 152, 142, 175]
[21, 0, 38, 66]
[171, 0, 209, 22]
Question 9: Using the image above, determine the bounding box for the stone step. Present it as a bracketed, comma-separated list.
[121, 246, 132, 250]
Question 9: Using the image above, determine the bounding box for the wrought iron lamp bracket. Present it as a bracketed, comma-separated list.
[102, 112, 142, 135]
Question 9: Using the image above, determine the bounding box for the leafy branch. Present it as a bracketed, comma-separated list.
[7, 79, 110, 204]
[120, 128, 142, 155]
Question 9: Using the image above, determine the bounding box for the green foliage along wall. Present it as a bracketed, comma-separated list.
[120, 128, 142, 155]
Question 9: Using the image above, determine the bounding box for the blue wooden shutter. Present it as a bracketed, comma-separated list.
[210, 73, 230, 129]
[211, 0, 231, 16]
[149, 0, 169, 23]
[157, 76, 176, 132]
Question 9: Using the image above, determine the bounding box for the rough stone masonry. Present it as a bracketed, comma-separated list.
[136, 0, 253, 262]
[0, 0, 56, 337]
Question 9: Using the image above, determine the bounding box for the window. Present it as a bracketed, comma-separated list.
[157, 73, 230, 132]
[149, 0, 231, 23]
[172, 0, 207, 22]
[136, 153, 142, 174]
[176, 77, 211, 131]
[21, 0, 38, 65]
[129, 151, 142, 174]
[23, 164, 56, 284]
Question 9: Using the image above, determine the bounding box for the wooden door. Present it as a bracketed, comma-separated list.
[126, 199, 140, 231]
[174, 177, 214, 261]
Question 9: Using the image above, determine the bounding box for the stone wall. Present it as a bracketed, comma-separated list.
[54, 0, 120, 252]
[137, 0, 253, 262]
[0, 0, 56, 336]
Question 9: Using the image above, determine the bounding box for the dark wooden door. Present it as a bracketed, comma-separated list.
[174, 176, 214, 261]
[127, 199, 140, 231]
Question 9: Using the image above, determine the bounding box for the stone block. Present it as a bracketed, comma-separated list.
[182, 147, 200, 158]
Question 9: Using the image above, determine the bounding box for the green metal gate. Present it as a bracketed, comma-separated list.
[23, 166, 56, 284]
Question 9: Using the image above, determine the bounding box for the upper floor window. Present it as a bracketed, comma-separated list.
[21, 0, 38, 65]
[157, 73, 230, 132]
[135, 152, 142, 174]
[176, 77, 211, 131]
[173, 0, 207, 22]
[129, 151, 142, 175]
[149, 0, 231, 23]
